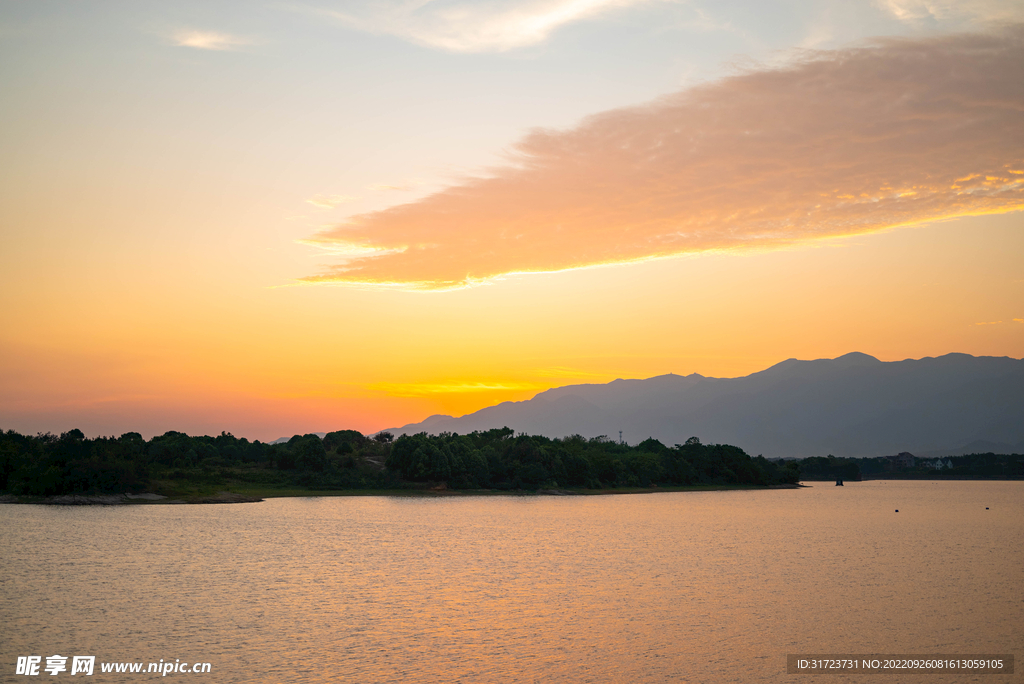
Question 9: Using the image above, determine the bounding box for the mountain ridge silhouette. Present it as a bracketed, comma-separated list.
[383, 353, 1024, 459]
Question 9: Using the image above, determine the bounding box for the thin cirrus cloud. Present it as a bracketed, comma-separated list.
[367, 381, 544, 396]
[877, 0, 1024, 23]
[301, 27, 1024, 291]
[368, 184, 414, 192]
[307, 194, 358, 209]
[313, 0, 659, 53]
[171, 29, 252, 51]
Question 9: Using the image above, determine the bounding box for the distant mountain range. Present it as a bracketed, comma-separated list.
[383, 353, 1024, 459]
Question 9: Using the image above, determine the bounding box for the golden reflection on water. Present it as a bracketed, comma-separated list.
[2, 481, 1021, 683]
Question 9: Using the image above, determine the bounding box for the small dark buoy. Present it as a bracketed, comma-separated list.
[895, 509, 899, 512]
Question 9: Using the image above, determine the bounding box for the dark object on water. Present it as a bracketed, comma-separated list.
[895, 509, 899, 512]
[986, 507, 989, 510]
[836, 479, 843, 486]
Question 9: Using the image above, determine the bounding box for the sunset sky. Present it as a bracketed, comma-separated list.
[2, 0, 1022, 441]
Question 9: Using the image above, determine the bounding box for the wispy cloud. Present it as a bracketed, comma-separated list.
[671, 7, 738, 35]
[306, 194, 358, 208]
[310, 0, 660, 53]
[799, 20, 834, 49]
[302, 27, 1024, 290]
[171, 30, 252, 51]
[876, 0, 1024, 24]
[368, 183, 414, 192]
[368, 381, 543, 396]
[974, 319, 1024, 325]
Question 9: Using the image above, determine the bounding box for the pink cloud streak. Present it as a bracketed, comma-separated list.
[302, 27, 1024, 290]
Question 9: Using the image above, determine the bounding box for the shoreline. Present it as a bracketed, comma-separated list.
[0, 483, 805, 505]
[0, 492, 264, 506]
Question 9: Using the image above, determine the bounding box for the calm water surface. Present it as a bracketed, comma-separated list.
[2, 481, 1021, 682]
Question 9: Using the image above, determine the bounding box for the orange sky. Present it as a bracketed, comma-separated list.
[1, 4, 1021, 440]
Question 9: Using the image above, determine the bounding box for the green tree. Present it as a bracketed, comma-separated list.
[294, 434, 327, 472]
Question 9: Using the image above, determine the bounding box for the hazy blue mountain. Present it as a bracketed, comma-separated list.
[917, 439, 1024, 458]
[269, 432, 327, 445]
[383, 353, 1024, 459]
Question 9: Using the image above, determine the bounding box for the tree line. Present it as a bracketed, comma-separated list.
[0, 427, 800, 496]
[797, 453, 1024, 481]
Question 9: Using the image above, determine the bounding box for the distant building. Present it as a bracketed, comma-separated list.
[885, 452, 916, 469]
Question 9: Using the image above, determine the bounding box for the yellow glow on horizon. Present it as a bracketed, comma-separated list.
[368, 381, 547, 397]
[5, 208, 1020, 440]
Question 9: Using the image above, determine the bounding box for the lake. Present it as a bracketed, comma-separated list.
[2, 481, 1021, 682]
